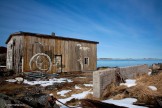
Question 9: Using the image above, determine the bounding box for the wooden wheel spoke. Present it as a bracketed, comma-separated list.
[29, 53, 52, 72]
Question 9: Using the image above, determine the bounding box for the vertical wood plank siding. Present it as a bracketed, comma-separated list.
[6, 36, 23, 74]
[7, 35, 97, 73]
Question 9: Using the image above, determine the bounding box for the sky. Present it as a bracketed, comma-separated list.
[0, 0, 162, 58]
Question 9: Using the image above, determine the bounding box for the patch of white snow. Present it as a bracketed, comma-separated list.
[58, 90, 92, 105]
[66, 79, 73, 82]
[6, 79, 17, 83]
[23, 78, 73, 87]
[148, 86, 157, 91]
[84, 84, 93, 87]
[57, 90, 71, 97]
[120, 79, 136, 87]
[15, 77, 23, 82]
[77, 77, 86, 78]
[148, 72, 151, 76]
[103, 98, 147, 108]
[71, 90, 92, 99]
[75, 85, 81, 89]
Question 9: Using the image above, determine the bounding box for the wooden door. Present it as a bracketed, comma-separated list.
[55, 55, 62, 73]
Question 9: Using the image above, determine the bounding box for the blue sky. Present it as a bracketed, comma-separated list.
[0, 0, 162, 58]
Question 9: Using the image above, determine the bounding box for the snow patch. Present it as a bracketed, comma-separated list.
[120, 79, 136, 87]
[66, 79, 73, 82]
[6, 79, 17, 83]
[75, 85, 81, 89]
[148, 86, 157, 91]
[71, 90, 92, 99]
[58, 90, 92, 105]
[103, 98, 147, 108]
[57, 90, 71, 97]
[58, 97, 73, 105]
[23, 78, 73, 87]
[77, 77, 86, 78]
[15, 77, 23, 82]
[84, 84, 93, 87]
[148, 72, 151, 76]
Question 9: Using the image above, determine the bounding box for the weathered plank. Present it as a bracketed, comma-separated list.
[7, 34, 98, 73]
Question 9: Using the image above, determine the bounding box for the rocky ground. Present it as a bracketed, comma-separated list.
[1, 64, 162, 108]
[0, 71, 93, 107]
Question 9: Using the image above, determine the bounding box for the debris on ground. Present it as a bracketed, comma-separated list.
[1, 71, 93, 107]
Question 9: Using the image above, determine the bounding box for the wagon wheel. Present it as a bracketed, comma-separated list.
[29, 53, 52, 72]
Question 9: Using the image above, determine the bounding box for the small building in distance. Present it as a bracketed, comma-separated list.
[6, 31, 99, 74]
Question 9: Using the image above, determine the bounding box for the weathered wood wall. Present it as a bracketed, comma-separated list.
[22, 35, 97, 73]
[6, 36, 23, 74]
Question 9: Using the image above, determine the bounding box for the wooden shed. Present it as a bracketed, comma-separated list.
[6, 31, 99, 74]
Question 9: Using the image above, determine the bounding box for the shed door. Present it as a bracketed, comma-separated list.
[55, 55, 62, 73]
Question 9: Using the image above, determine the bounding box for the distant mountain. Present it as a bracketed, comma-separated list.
[97, 58, 162, 60]
[98, 58, 113, 60]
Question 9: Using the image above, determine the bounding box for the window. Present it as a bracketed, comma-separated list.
[84, 57, 89, 65]
[10, 44, 13, 49]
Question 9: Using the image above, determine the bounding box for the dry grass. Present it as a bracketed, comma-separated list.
[101, 83, 127, 99]
[58, 71, 92, 79]
[66, 98, 80, 106]
[133, 72, 162, 105]
[112, 93, 126, 100]
[136, 72, 162, 94]
[102, 72, 162, 105]
[0, 83, 25, 93]
[127, 83, 160, 104]
[85, 93, 100, 101]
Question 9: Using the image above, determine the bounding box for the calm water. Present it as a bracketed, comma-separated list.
[97, 59, 162, 67]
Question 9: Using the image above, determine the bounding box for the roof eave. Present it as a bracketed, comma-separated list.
[6, 31, 99, 44]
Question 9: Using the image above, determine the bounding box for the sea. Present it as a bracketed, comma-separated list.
[97, 59, 162, 67]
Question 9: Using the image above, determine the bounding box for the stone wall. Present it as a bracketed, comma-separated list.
[93, 64, 149, 98]
[93, 68, 116, 98]
[119, 65, 149, 80]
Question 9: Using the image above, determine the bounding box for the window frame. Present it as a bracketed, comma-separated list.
[84, 57, 89, 65]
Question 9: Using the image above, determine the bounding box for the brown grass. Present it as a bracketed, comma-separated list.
[112, 93, 126, 100]
[127, 83, 160, 105]
[136, 72, 162, 94]
[101, 83, 127, 99]
[85, 93, 100, 101]
[101, 72, 162, 105]
[66, 98, 80, 106]
[0, 83, 25, 93]
[133, 72, 162, 104]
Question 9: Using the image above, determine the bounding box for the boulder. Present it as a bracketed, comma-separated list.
[20, 93, 49, 107]
[152, 64, 160, 70]
[15, 77, 24, 84]
[0, 93, 31, 107]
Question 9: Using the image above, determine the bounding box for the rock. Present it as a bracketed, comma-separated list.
[0, 98, 7, 108]
[156, 96, 162, 107]
[0, 93, 31, 107]
[152, 64, 160, 70]
[20, 93, 49, 107]
[15, 77, 24, 84]
[148, 86, 157, 91]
